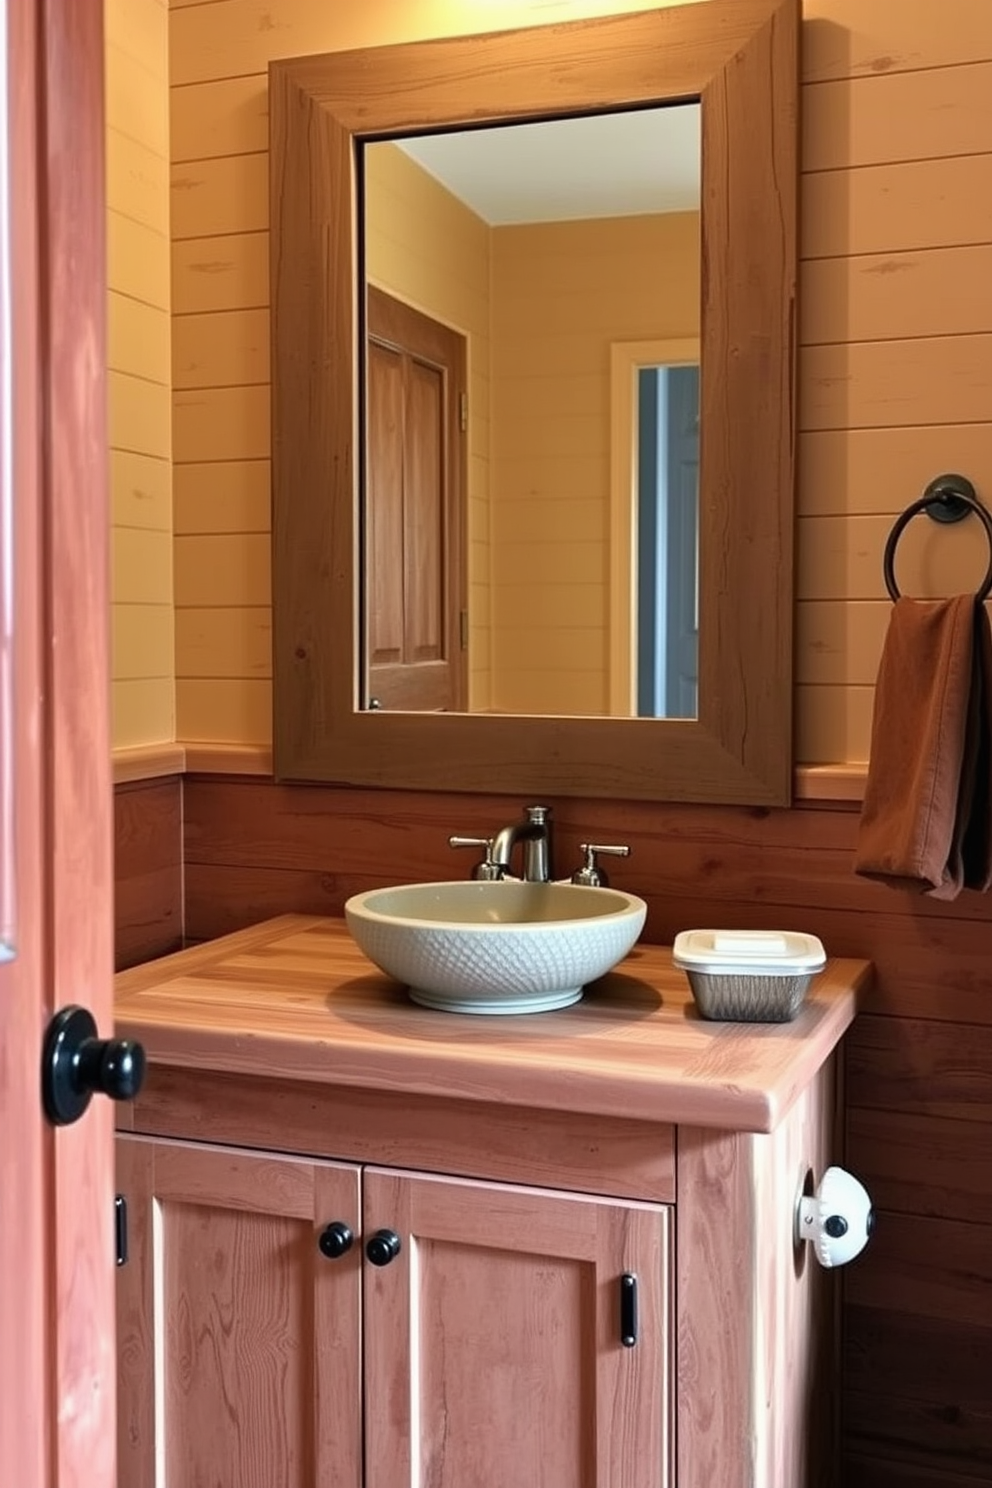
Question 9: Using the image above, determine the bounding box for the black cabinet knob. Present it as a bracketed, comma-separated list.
[41, 1006, 146, 1126]
[318, 1221, 354, 1259]
[365, 1228, 402, 1266]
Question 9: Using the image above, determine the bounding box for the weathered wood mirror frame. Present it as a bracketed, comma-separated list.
[270, 0, 798, 804]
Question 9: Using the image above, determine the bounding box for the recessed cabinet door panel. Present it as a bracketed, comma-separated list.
[363, 1167, 672, 1488]
[404, 357, 445, 665]
[367, 340, 406, 669]
[116, 1135, 362, 1488]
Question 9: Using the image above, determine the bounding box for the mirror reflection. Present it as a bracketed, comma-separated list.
[360, 104, 701, 720]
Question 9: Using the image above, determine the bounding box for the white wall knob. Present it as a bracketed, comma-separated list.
[797, 1165, 874, 1267]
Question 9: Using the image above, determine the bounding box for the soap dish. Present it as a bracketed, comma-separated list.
[672, 928, 826, 1022]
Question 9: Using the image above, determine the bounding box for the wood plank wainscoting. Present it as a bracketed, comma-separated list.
[113, 775, 183, 969]
[113, 770, 992, 1484]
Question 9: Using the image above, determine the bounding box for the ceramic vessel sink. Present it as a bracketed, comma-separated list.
[344, 879, 647, 1014]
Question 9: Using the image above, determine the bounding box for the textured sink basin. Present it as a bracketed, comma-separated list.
[344, 880, 647, 1014]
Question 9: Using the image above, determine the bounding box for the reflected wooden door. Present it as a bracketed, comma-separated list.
[366, 287, 467, 711]
[0, 2, 116, 1486]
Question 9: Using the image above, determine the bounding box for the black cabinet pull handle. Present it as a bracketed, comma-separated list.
[318, 1221, 354, 1259]
[620, 1272, 638, 1347]
[366, 1228, 402, 1266]
[115, 1195, 128, 1267]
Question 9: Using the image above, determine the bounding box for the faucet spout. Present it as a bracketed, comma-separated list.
[490, 806, 552, 882]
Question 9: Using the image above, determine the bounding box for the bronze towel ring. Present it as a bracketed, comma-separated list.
[883, 473, 992, 603]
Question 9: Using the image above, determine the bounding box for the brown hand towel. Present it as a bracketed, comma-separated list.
[855, 595, 992, 899]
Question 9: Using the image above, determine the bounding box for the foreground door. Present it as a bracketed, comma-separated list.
[0, 2, 116, 1485]
[363, 1168, 672, 1488]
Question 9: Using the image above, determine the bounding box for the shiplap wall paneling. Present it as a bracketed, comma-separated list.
[796, 17, 992, 765]
[167, 0, 992, 765]
[114, 776, 183, 969]
[107, 0, 174, 748]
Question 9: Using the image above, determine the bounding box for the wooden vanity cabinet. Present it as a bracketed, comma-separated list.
[116, 1132, 672, 1488]
[114, 915, 867, 1488]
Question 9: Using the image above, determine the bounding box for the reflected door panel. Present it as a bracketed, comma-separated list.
[362, 107, 701, 718]
[365, 288, 467, 712]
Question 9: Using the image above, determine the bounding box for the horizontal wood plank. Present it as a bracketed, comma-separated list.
[842, 1457, 992, 1488]
[173, 533, 270, 607]
[802, 154, 992, 261]
[796, 600, 889, 685]
[172, 384, 270, 464]
[176, 678, 272, 745]
[845, 1210, 992, 1329]
[114, 777, 183, 970]
[175, 606, 271, 679]
[172, 307, 269, 389]
[848, 1107, 992, 1224]
[172, 459, 270, 534]
[797, 424, 992, 519]
[171, 231, 268, 315]
[127, 1065, 677, 1204]
[800, 335, 992, 432]
[847, 1015, 992, 1123]
[846, 1364, 992, 1482]
[803, 62, 992, 164]
[171, 152, 268, 240]
[802, 4, 992, 83]
[845, 1305, 992, 1412]
[797, 511, 991, 603]
[844, 1301, 992, 1484]
[170, 75, 268, 163]
[801, 245, 992, 348]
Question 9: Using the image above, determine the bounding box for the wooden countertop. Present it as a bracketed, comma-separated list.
[114, 915, 871, 1134]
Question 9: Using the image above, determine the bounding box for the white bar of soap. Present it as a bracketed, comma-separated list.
[712, 931, 789, 956]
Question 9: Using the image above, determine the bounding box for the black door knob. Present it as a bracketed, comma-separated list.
[41, 1005, 146, 1126]
[365, 1228, 402, 1266]
[318, 1221, 354, 1259]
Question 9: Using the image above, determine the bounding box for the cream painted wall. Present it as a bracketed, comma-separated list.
[106, 0, 174, 748]
[364, 144, 493, 710]
[114, 0, 991, 763]
[490, 212, 699, 715]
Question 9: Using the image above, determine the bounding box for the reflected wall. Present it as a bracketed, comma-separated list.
[364, 144, 700, 716]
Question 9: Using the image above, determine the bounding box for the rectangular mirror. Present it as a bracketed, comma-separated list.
[361, 106, 701, 720]
[270, 0, 798, 803]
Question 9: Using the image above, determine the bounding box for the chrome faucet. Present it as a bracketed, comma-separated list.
[491, 805, 551, 882]
[450, 805, 552, 882]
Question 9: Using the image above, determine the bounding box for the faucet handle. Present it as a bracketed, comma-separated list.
[448, 835, 504, 881]
[570, 842, 630, 888]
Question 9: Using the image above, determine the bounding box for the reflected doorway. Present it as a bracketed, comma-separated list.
[636, 363, 699, 718]
[608, 337, 700, 718]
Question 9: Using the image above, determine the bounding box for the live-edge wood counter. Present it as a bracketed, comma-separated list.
[114, 912, 870, 1134]
[113, 914, 871, 1488]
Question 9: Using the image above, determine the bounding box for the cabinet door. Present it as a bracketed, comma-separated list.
[116, 1134, 361, 1488]
[363, 1168, 671, 1488]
